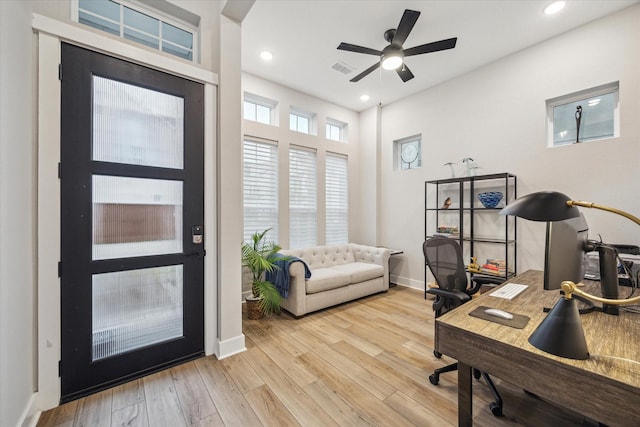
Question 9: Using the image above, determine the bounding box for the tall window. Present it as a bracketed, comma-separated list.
[325, 154, 348, 245]
[289, 147, 317, 248]
[547, 82, 619, 146]
[243, 139, 278, 243]
[244, 93, 277, 125]
[76, 0, 196, 61]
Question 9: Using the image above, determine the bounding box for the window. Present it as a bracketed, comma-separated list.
[243, 139, 278, 243]
[289, 147, 317, 248]
[290, 112, 309, 134]
[326, 118, 347, 142]
[244, 93, 277, 125]
[289, 108, 316, 135]
[395, 135, 422, 170]
[76, 0, 196, 61]
[325, 154, 348, 245]
[547, 82, 619, 147]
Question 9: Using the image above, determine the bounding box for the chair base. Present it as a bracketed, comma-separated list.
[429, 362, 503, 417]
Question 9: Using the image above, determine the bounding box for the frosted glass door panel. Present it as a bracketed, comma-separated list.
[92, 265, 183, 361]
[92, 75, 184, 169]
[93, 175, 183, 260]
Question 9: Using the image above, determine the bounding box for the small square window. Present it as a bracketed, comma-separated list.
[289, 109, 316, 135]
[547, 82, 619, 147]
[244, 93, 277, 126]
[326, 119, 347, 142]
[395, 135, 421, 171]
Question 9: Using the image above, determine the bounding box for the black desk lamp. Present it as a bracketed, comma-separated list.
[500, 191, 640, 359]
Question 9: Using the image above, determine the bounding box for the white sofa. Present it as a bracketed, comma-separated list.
[279, 244, 391, 317]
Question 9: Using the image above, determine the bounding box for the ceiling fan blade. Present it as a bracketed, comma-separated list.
[337, 42, 382, 56]
[403, 37, 458, 57]
[396, 64, 414, 82]
[392, 9, 420, 47]
[350, 62, 381, 82]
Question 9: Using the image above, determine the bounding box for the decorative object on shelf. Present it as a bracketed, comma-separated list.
[436, 225, 459, 237]
[441, 197, 452, 209]
[468, 257, 482, 273]
[478, 191, 504, 208]
[461, 157, 474, 176]
[469, 166, 481, 176]
[444, 161, 457, 178]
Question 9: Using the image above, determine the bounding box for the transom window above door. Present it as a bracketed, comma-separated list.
[74, 0, 198, 61]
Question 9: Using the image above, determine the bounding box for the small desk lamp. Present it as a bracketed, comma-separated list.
[500, 190, 640, 359]
[528, 280, 640, 359]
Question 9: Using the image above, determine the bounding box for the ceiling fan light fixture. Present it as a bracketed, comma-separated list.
[381, 51, 403, 70]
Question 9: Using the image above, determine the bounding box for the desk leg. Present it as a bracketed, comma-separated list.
[458, 362, 473, 427]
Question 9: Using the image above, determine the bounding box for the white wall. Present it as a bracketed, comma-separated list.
[0, 1, 37, 426]
[0, 0, 247, 420]
[242, 73, 361, 248]
[378, 5, 640, 290]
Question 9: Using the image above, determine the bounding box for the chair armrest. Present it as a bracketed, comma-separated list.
[426, 288, 471, 304]
[468, 275, 504, 295]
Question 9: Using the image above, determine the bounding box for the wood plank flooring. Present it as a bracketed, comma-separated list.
[37, 286, 600, 427]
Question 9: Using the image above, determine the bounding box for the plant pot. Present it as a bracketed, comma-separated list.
[246, 296, 263, 320]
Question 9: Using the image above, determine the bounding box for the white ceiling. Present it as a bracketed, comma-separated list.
[241, 0, 638, 112]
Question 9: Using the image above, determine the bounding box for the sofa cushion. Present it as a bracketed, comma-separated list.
[333, 262, 384, 284]
[305, 267, 351, 294]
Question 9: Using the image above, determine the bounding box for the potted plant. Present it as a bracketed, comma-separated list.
[241, 228, 284, 319]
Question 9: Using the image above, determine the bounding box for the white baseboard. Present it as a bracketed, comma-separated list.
[390, 274, 423, 291]
[217, 334, 246, 360]
[18, 393, 40, 427]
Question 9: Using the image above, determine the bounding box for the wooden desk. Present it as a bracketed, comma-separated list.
[435, 270, 640, 427]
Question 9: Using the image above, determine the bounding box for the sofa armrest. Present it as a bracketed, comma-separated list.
[349, 244, 391, 289]
[280, 259, 306, 316]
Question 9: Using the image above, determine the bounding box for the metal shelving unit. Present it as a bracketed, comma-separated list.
[424, 173, 517, 298]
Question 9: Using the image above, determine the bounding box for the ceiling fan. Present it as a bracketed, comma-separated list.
[337, 9, 457, 83]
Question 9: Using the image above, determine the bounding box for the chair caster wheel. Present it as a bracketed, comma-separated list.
[473, 369, 481, 379]
[490, 402, 503, 417]
[434, 350, 442, 358]
[429, 374, 439, 385]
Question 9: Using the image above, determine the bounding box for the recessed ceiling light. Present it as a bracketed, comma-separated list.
[544, 1, 566, 15]
[260, 50, 273, 61]
[360, 94, 370, 102]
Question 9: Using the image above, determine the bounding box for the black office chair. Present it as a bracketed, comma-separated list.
[424, 236, 504, 416]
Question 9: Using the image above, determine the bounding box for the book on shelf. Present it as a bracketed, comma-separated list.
[480, 258, 506, 275]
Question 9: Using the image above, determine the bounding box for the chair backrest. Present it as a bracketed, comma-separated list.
[423, 237, 468, 292]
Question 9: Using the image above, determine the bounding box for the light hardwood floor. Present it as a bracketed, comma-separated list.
[38, 286, 599, 427]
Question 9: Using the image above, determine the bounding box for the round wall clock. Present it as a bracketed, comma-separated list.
[401, 144, 419, 166]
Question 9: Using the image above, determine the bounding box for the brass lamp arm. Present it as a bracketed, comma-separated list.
[561, 281, 640, 306]
[567, 201, 640, 226]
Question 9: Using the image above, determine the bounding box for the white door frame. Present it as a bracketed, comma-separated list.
[33, 13, 218, 411]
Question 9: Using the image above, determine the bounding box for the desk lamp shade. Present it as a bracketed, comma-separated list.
[499, 191, 580, 222]
[528, 297, 589, 360]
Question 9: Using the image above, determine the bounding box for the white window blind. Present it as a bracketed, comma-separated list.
[325, 154, 348, 245]
[243, 140, 278, 243]
[289, 147, 317, 248]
